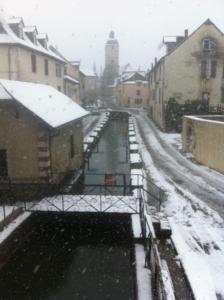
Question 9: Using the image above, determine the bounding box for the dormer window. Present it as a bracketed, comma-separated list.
[37, 34, 48, 49]
[24, 26, 38, 45]
[8, 18, 24, 39]
[203, 38, 215, 51]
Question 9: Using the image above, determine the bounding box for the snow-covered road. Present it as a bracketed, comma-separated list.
[135, 111, 224, 217]
[133, 110, 224, 300]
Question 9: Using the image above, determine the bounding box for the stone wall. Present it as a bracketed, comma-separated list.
[182, 115, 224, 174]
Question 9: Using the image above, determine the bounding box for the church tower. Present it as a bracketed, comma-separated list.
[104, 31, 119, 84]
[102, 31, 119, 103]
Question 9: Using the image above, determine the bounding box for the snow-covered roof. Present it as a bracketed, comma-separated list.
[7, 17, 23, 25]
[80, 69, 96, 77]
[23, 26, 37, 34]
[0, 84, 12, 100]
[64, 75, 79, 85]
[70, 61, 80, 67]
[37, 33, 48, 41]
[0, 12, 65, 63]
[0, 79, 89, 128]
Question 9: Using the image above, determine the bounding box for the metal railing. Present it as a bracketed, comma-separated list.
[0, 173, 165, 215]
[138, 186, 175, 300]
[0, 173, 173, 299]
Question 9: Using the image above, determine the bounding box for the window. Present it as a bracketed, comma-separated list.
[44, 59, 49, 75]
[57, 86, 61, 91]
[221, 87, 224, 103]
[0, 149, 8, 177]
[136, 90, 141, 96]
[203, 38, 215, 51]
[202, 92, 210, 102]
[135, 98, 142, 104]
[70, 135, 74, 158]
[201, 60, 215, 79]
[31, 54, 36, 73]
[201, 60, 206, 79]
[222, 63, 224, 79]
[211, 61, 217, 78]
[56, 63, 62, 77]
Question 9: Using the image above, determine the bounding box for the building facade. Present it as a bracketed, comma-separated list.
[148, 19, 224, 130]
[0, 14, 81, 104]
[80, 69, 99, 106]
[116, 71, 149, 108]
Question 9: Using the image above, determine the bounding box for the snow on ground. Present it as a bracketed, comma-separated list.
[0, 212, 31, 244]
[131, 214, 142, 239]
[0, 206, 15, 223]
[134, 111, 224, 300]
[82, 114, 99, 137]
[135, 244, 153, 300]
[159, 132, 182, 152]
[83, 112, 109, 138]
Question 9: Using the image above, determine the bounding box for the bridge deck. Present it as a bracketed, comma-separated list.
[24, 194, 139, 214]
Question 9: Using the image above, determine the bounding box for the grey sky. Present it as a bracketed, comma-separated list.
[1, 0, 224, 73]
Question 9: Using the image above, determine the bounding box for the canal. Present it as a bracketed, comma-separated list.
[0, 213, 135, 300]
[0, 112, 137, 300]
[84, 114, 130, 193]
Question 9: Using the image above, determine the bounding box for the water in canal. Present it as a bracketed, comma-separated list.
[85, 116, 130, 192]
[0, 213, 135, 300]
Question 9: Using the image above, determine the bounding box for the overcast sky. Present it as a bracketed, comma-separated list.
[1, 0, 224, 73]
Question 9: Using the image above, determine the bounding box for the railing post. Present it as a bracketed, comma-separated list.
[3, 202, 6, 221]
[100, 185, 102, 212]
[62, 194, 64, 212]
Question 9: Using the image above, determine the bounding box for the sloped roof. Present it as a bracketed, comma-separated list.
[0, 12, 65, 63]
[64, 75, 79, 84]
[80, 68, 97, 77]
[152, 19, 224, 70]
[0, 80, 88, 128]
[120, 71, 146, 82]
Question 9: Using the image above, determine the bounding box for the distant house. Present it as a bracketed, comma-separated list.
[116, 71, 149, 108]
[0, 80, 88, 183]
[64, 62, 80, 105]
[148, 19, 224, 130]
[79, 69, 99, 106]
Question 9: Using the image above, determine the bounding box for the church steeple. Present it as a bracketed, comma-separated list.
[109, 30, 115, 39]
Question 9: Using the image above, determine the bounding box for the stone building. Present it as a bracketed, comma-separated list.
[102, 31, 119, 103]
[0, 14, 80, 104]
[79, 69, 99, 106]
[0, 79, 88, 183]
[148, 19, 224, 130]
[64, 63, 80, 105]
[116, 71, 149, 108]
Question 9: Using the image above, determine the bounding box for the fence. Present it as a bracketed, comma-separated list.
[0, 173, 173, 299]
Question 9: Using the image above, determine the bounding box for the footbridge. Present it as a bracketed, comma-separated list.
[0, 174, 179, 300]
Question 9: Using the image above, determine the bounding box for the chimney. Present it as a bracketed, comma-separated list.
[154, 57, 157, 65]
[184, 29, 188, 38]
[151, 63, 153, 70]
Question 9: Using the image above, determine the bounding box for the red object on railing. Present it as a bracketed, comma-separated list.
[105, 174, 117, 186]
